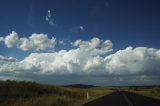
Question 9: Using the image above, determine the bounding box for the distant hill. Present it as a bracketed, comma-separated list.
[64, 84, 98, 89]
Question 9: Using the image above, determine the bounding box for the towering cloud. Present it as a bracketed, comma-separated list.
[0, 31, 56, 51]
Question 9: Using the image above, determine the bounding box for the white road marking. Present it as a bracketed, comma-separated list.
[122, 93, 133, 106]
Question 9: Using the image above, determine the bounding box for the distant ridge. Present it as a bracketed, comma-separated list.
[64, 84, 98, 89]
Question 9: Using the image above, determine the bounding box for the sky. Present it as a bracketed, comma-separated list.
[0, 0, 160, 86]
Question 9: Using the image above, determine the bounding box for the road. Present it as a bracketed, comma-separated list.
[83, 91, 160, 106]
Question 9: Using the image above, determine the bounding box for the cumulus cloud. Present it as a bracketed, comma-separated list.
[0, 45, 160, 76]
[45, 10, 55, 26]
[4, 31, 19, 48]
[83, 56, 105, 73]
[105, 47, 160, 75]
[0, 31, 56, 51]
[0, 37, 160, 85]
[101, 40, 113, 51]
[19, 47, 107, 75]
[72, 37, 113, 52]
[0, 37, 112, 75]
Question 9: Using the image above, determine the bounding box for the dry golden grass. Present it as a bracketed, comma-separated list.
[124, 87, 160, 100]
[0, 85, 113, 106]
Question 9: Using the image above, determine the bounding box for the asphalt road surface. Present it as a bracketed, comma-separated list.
[83, 91, 160, 106]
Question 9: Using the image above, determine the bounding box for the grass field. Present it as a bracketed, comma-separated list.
[0, 80, 159, 106]
[0, 80, 112, 106]
[122, 86, 160, 100]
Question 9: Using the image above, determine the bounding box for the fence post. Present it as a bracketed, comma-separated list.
[87, 92, 89, 100]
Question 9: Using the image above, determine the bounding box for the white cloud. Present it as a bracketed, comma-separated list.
[0, 31, 57, 51]
[4, 31, 19, 48]
[0, 37, 112, 75]
[83, 56, 105, 74]
[72, 37, 101, 50]
[1, 37, 160, 76]
[72, 37, 113, 52]
[20, 48, 105, 75]
[45, 10, 55, 26]
[105, 47, 160, 75]
[101, 40, 113, 51]
[19, 33, 56, 51]
[17, 46, 160, 76]
[0, 37, 160, 85]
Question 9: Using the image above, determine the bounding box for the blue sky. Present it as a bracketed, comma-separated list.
[0, 0, 160, 86]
